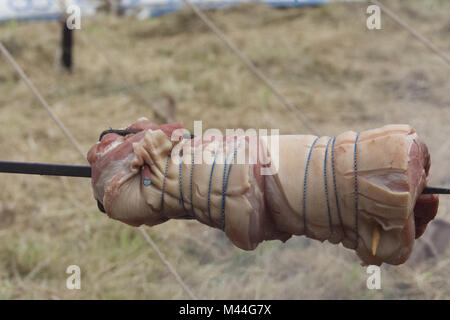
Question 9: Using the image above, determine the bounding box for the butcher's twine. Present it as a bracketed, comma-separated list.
[303, 136, 320, 235]
[354, 132, 361, 249]
[161, 153, 171, 215]
[221, 143, 241, 231]
[323, 137, 334, 235]
[331, 136, 347, 238]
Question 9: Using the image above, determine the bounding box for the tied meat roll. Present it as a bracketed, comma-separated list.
[87, 119, 439, 266]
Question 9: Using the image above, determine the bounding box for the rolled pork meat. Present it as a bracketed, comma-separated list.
[87, 119, 439, 266]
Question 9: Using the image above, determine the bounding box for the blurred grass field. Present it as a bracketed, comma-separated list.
[0, 0, 449, 299]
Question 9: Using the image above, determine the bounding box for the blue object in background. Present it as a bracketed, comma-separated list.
[0, 0, 97, 23]
[119, 0, 331, 18]
[0, 0, 333, 23]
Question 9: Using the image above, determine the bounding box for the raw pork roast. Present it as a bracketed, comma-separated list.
[87, 119, 439, 265]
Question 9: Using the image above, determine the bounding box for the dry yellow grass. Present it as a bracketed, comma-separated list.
[0, 0, 449, 299]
